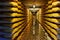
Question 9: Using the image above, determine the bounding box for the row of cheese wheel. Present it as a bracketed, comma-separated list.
[42, 0, 60, 40]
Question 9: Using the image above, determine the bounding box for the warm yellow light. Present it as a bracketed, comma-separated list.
[10, 8, 18, 11]
[11, 18, 24, 22]
[52, 7, 60, 12]
[11, 21, 24, 28]
[11, 13, 23, 16]
[18, 6, 22, 9]
[33, 5, 36, 8]
[47, 5, 52, 9]
[17, 1, 21, 4]
[18, 10, 23, 13]
[9, 2, 18, 6]
[52, 1, 60, 6]
[48, 1, 52, 4]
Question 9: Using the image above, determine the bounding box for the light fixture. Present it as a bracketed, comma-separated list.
[33, 5, 35, 8]
[29, 5, 40, 15]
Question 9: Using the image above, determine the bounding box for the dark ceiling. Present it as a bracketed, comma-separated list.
[21, 0, 48, 7]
